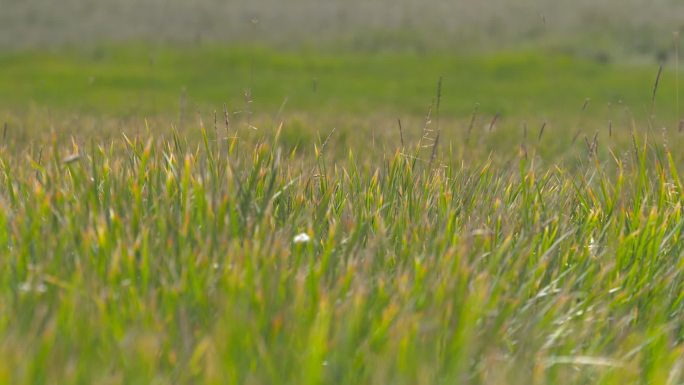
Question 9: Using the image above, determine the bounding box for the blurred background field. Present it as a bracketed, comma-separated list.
[0, 46, 678, 118]
[1, 0, 684, 124]
[2, 0, 684, 168]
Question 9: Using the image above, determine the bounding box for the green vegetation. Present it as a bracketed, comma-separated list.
[1, 107, 684, 383]
[0, 45, 678, 120]
[3, 41, 684, 384]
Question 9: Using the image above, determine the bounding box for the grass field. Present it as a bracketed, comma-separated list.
[0, 45, 679, 119]
[3, 41, 684, 384]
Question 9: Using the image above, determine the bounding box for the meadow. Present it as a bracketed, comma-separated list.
[0, 44, 678, 117]
[2, 33, 684, 385]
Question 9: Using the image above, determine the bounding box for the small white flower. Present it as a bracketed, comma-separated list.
[588, 236, 599, 257]
[293, 232, 311, 244]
